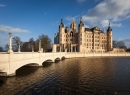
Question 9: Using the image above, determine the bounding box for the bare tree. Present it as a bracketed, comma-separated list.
[29, 38, 35, 52]
[12, 36, 23, 51]
[113, 40, 126, 49]
[21, 42, 29, 52]
[0, 46, 3, 52]
[5, 44, 9, 51]
[21, 38, 36, 52]
[37, 34, 52, 52]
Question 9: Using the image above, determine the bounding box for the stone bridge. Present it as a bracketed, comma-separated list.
[0, 52, 130, 76]
[0, 52, 66, 76]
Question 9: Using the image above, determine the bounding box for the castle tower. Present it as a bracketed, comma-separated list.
[70, 18, 76, 31]
[78, 17, 84, 32]
[58, 19, 65, 52]
[78, 17, 85, 52]
[59, 18, 64, 33]
[107, 23, 113, 51]
[59, 19, 65, 44]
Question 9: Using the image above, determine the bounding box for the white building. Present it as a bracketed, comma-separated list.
[53, 18, 113, 52]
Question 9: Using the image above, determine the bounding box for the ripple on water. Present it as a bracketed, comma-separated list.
[0, 57, 130, 95]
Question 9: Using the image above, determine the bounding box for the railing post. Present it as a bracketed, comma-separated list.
[18, 44, 21, 53]
[38, 40, 41, 53]
[7, 32, 13, 54]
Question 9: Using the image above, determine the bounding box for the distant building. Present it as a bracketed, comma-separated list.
[53, 18, 113, 52]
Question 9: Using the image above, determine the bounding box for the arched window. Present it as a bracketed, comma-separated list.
[70, 32, 73, 37]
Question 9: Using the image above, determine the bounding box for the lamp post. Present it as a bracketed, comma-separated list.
[7, 32, 13, 54]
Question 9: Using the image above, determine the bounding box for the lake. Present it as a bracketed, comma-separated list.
[0, 57, 130, 95]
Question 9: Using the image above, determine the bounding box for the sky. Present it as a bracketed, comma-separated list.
[0, 0, 130, 48]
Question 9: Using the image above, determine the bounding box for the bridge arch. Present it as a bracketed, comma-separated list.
[14, 62, 39, 73]
[42, 59, 55, 67]
[42, 59, 54, 63]
[54, 57, 61, 62]
[0, 52, 66, 76]
[61, 56, 65, 60]
[15, 63, 39, 76]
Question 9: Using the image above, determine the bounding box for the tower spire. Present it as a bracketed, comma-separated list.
[61, 18, 63, 24]
[79, 17, 84, 27]
[107, 22, 112, 31]
[109, 22, 110, 27]
[72, 18, 74, 22]
[60, 18, 64, 27]
[80, 17, 82, 22]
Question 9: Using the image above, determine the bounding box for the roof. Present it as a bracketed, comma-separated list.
[85, 28, 92, 32]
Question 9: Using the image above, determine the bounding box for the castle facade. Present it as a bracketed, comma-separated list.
[53, 18, 113, 52]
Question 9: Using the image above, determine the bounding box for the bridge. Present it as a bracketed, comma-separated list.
[0, 52, 130, 76]
[0, 52, 66, 76]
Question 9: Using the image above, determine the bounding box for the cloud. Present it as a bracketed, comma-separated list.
[82, 16, 98, 24]
[0, 25, 29, 33]
[82, 0, 130, 27]
[121, 39, 130, 43]
[0, 4, 6, 7]
[117, 38, 130, 48]
[100, 19, 122, 27]
[65, 15, 79, 21]
[77, 0, 86, 3]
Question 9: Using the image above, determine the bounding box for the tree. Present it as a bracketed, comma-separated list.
[113, 40, 118, 48]
[5, 44, 9, 51]
[28, 38, 35, 51]
[117, 41, 126, 49]
[21, 42, 30, 52]
[126, 48, 130, 52]
[21, 38, 37, 52]
[37, 34, 52, 52]
[12, 36, 23, 51]
[0, 46, 3, 52]
[113, 40, 126, 49]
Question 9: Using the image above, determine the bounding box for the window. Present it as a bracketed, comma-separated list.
[80, 38, 82, 41]
[80, 42, 82, 45]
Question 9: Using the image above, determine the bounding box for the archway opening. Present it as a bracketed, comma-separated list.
[55, 58, 61, 63]
[0, 76, 7, 86]
[0, 72, 7, 77]
[42, 60, 53, 67]
[16, 63, 39, 76]
[61, 56, 65, 60]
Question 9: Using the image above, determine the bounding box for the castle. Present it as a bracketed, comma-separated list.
[53, 18, 113, 52]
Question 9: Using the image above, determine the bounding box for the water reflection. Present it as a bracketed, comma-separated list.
[16, 65, 39, 77]
[0, 77, 7, 87]
[42, 62, 52, 67]
[0, 57, 130, 95]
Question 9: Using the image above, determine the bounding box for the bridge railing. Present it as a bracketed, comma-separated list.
[0, 52, 66, 62]
[65, 52, 130, 58]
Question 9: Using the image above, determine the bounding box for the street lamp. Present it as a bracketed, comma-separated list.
[7, 32, 13, 54]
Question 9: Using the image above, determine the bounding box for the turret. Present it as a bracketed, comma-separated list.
[78, 17, 85, 52]
[78, 17, 84, 32]
[59, 19, 64, 33]
[70, 18, 76, 31]
[107, 23, 113, 51]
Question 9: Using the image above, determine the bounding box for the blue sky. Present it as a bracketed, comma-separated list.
[0, 0, 130, 48]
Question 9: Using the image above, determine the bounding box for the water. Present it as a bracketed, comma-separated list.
[0, 57, 130, 95]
